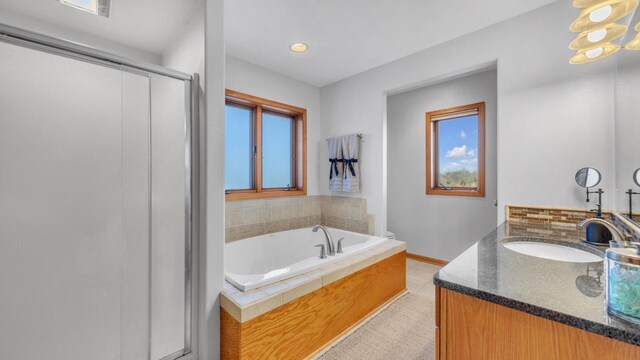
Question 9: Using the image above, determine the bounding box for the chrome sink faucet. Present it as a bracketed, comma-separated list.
[578, 218, 632, 245]
[313, 225, 336, 256]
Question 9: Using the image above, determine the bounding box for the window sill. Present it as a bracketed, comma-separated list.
[225, 190, 307, 201]
[426, 189, 485, 197]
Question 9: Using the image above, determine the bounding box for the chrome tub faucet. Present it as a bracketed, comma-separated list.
[313, 225, 336, 256]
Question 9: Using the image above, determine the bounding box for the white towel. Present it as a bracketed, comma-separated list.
[341, 134, 360, 193]
[328, 136, 343, 192]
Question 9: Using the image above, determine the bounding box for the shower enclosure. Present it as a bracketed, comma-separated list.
[0, 24, 197, 360]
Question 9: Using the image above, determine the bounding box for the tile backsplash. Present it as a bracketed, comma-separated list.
[225, 195, 375, 242]
[506, 205, 608, 227]
[507, 204, 640, 242]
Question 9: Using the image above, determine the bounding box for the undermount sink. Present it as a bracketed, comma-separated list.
[502, 241, 603, 263]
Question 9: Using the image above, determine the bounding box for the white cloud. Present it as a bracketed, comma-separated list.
[446, 145, 467, 158]
[442, 162, 463, 172]
[460, 131, 467, 139]
[467, 148, 477, 158]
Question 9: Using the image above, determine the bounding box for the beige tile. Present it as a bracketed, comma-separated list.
[291, 203, 304, 218]
[321, 262, 354, 286]
[271, 205, 285, 220]
[367, 214, 376, 235]
[331, 196, 348, 205]
[331, 203, 348, 218]
[360, 199, 368, 220]
[241, 293, 283, 322]
[244, 208, 260, 224]
[239, 199, 265, 208]
[225, 226, 238, 242]
[349, 202, 361, 219]
[321, 201, 331, 214]
[259, 206, 272, 222]
[237, 223, 264, 239]
[289, 197, 306, 204]
[220, 293, 242, 322]
[346, 218, 368, 234]
[282, 276, 323, 303]
[260, 280, 291, 296]
[229, 208, 244, 226]
[225, 201, 239, 210]
[266, 197, 288, 206]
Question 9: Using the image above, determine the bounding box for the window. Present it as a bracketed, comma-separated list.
[58, 0, 111, 17]
[426, 102, 485, 197]
[225, 90, 306, 200]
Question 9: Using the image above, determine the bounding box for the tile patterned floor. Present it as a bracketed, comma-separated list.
[406, 258, 442, 301]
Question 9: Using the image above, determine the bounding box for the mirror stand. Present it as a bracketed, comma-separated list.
[587, 188, 604, 218]
[626, 189, 640, 218]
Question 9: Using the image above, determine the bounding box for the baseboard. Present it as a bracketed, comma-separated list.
[406, 252, 448, 266]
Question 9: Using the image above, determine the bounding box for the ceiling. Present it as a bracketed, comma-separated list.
[0, 0, 559, 86]
[0, 0, 202, 55]
[225, 0, 559, 87]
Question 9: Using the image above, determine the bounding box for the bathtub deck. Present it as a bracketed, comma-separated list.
[220, 240, 406, 359]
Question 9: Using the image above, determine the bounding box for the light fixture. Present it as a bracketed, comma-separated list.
[625, 23, 640, 49]
[289, 43, 309, 53]
[570, 0, 638, 32]
[57, 0, 111, 18]
[569, 23, 628, 50]
[574, 0, 611, 7]
[570, 42, 621, 63]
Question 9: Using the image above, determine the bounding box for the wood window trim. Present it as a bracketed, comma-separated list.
[225, 89, 307, 201]
[425, 102, 485, 197]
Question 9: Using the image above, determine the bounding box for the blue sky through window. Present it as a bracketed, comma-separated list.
[225, 105, 253, 190]
[262, 113, 293, 188]
[437, 115, 478, 175]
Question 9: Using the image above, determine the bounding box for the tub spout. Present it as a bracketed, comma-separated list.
[312, 225, 335, 256]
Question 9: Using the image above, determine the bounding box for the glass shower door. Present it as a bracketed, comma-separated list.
[0, 39, 193, 360]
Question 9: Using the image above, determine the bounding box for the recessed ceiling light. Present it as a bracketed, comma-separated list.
[570, 0, 637, 32]
[569, 23, 627, 50]
[289, 43, 309, 53]
[57, 0, 111, 18]
[570, 42, 620, 63]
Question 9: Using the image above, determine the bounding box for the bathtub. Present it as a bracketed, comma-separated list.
[225, 227, 387, 291]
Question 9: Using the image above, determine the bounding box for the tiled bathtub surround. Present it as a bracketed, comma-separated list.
[225, 195, 375, 242]
[321, 196, 374, 235]
[221, 239, 406, 323]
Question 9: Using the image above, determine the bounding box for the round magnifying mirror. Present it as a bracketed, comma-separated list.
[575, 167, 601, 188]
[634, 168, 640, 187]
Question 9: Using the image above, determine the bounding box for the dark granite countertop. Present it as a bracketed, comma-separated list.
[433, 221, 640, 346]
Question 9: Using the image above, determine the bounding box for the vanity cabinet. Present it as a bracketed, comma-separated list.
[435, 286, 640, 359]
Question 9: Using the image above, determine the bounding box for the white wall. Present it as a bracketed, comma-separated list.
[204, 0, 225, 359]
[387, 69, 497, 261]
[0, 8, 161, 64]
[320, 1, 617, 238]
[165, 1, 225, 359]
[226, 55, 323, 195]
[615, 52, 640, 216]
